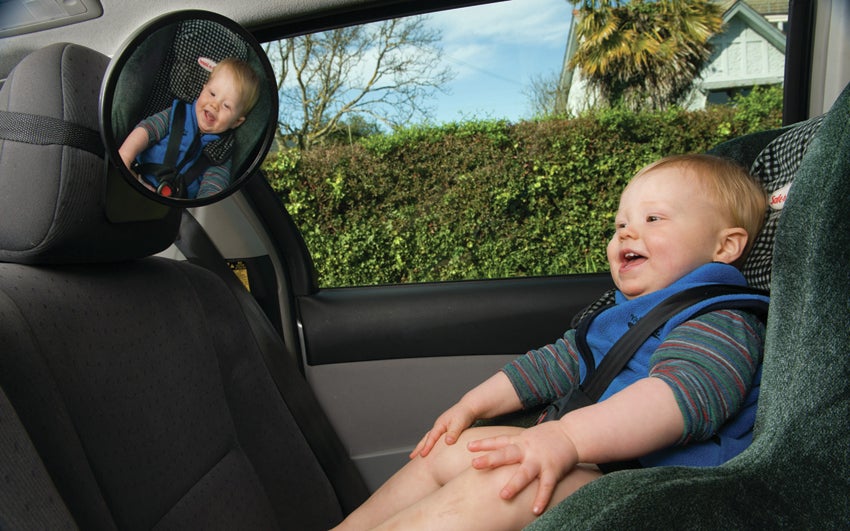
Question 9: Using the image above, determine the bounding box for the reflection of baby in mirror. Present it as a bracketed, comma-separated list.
[118, 58, 260, 199]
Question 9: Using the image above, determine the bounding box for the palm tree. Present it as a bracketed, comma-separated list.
[569, 0, 723, 110]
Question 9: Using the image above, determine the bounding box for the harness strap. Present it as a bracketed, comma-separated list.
[0, 110, 104, 158]
[162, 101, 187, 174]
[578, 284, 769, 401]
[538, 284, 770, 465]
[133, 102, 213, 198]
[134, 103, 188, 196]
[574, 302, 613, 385]
[178, 152, 213, 192]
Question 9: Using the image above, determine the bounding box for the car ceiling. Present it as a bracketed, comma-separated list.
[0, 0, 498, 82]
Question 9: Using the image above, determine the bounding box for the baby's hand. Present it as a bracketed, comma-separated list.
[468, 422, 579, 515]
[409, 402, 477, 459]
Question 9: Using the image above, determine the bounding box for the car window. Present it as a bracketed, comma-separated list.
[262, 0, 788, 288]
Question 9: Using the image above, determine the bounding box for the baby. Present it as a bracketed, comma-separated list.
[119, 57, 259, 199]
[334, 153, 768, 530]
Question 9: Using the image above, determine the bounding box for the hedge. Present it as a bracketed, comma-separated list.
[264, 87, 782, 287]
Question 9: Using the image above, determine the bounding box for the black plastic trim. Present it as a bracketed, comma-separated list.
[783, 0, 816, 125]
[300, 273, 614, 365]
[251, 0, 505, 41]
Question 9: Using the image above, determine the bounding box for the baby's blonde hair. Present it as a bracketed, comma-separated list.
[210, 58, 260, 115]
[633, 154, 767, 266]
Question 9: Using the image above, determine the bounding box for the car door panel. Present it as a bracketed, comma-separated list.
[297, 273, 613, 489]
[306, 354, 515, 490]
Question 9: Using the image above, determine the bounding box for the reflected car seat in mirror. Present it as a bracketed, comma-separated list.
[99, 10, 277, 206]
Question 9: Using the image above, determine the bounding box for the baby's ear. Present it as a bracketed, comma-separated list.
[232, 116, 247, 129]
[714, 227, 748, 265]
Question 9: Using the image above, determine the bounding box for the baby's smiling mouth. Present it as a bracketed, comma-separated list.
[621, 251, 647, 270]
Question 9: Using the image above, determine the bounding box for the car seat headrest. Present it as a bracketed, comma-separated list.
[155, 19, 250, 115]
[0, 43, 181, 265]
[742, 116, 824, 291]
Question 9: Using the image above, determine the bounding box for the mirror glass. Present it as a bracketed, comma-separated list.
[100, 10, 277, 206]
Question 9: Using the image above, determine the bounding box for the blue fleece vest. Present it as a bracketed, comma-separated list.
[137, 100, 220, 199]
[580, 262, 769, 467]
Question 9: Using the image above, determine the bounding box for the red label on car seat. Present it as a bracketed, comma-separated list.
[198, 57, 217, 72]
[770, 183, 791, 210]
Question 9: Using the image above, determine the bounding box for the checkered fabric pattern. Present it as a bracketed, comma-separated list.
[571, 116, 826, 327]
[744, 115, 825, 290]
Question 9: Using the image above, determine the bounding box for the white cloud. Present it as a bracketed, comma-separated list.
[441, 42, 495, 80]
[429, 0, 573, 48]
[426, 0, 572, 83]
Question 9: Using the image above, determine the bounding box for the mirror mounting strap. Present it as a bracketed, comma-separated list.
[0, 110, 104, 158]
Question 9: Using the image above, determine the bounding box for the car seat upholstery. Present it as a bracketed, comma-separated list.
[528, 83, 850, 529]
[0, 43, 367, 530]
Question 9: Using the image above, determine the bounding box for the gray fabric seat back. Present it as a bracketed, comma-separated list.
[0, 43, 361, 530]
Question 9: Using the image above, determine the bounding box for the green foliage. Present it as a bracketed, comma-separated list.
[263, 97, 781, 287]
[728, 84, 784, 132]
[568, 0, 723, 111]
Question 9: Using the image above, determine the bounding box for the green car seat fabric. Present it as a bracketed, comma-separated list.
[527, 85, 850, 529]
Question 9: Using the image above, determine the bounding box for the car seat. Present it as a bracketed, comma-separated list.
[527, 83, 850, 528]
[0, 42, 367, 530]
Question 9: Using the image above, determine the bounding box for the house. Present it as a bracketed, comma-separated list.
[557, 0, 788, 113]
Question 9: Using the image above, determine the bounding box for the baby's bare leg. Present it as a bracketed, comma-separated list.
[373, 460, 601, 531]
[333, 426, 526, 531]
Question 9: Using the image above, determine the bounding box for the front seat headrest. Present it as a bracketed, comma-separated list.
[0, 43, 180, 265]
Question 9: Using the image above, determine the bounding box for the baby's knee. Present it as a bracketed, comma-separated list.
[420, 435, 473, 486]
[422, 426, 521, 485]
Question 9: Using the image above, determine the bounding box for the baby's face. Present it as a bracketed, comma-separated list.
[195, 68, 246, 134]
[606, 166, 732, 299]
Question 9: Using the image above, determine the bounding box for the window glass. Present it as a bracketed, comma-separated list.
[262, 0, 788, 288]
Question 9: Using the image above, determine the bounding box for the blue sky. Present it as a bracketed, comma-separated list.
[425, 0, 575, 124]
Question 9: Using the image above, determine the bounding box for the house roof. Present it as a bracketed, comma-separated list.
[557, 0, 788, 112]
[721, 0, 787, 51]
[716, 0, 788, 16]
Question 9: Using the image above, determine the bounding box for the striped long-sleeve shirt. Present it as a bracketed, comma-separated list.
[503, 309, 765, 445]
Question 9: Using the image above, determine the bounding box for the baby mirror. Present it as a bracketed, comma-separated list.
[99, 10, 277, 206]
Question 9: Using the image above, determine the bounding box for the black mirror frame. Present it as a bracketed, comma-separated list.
[99, 10, 278, 207]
